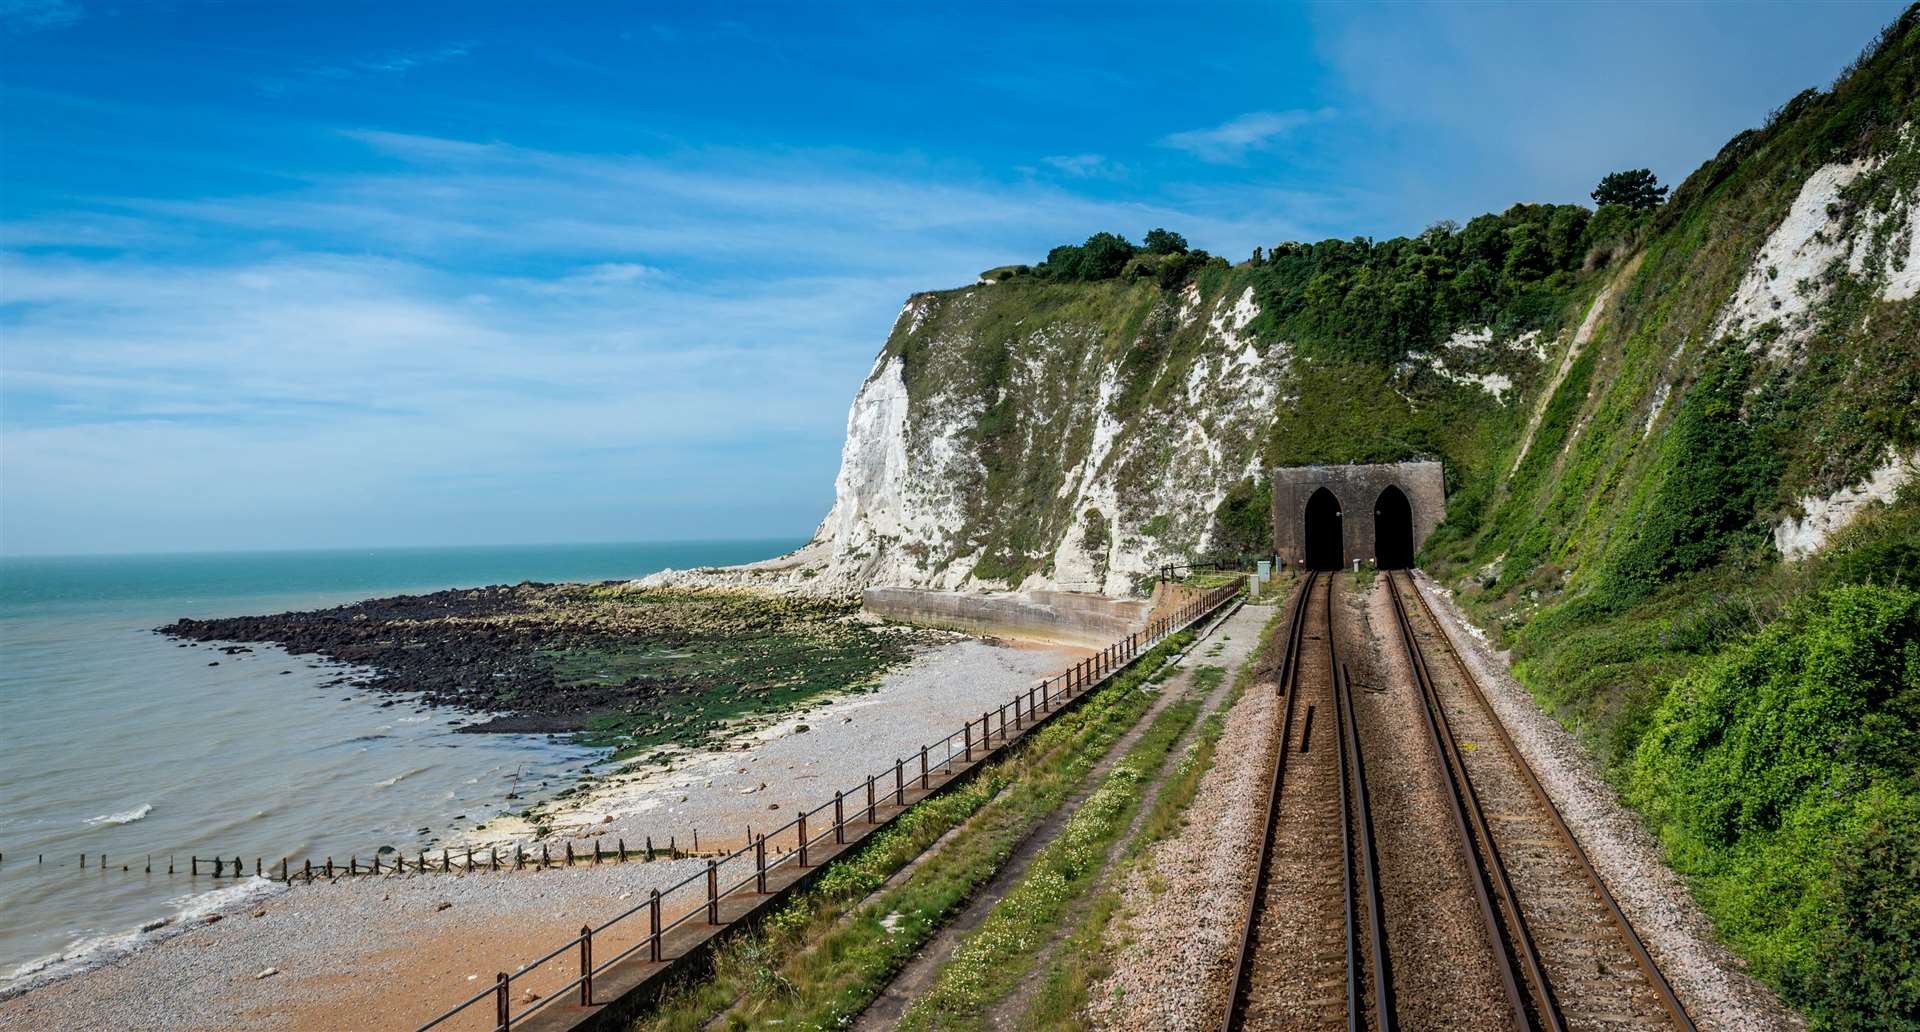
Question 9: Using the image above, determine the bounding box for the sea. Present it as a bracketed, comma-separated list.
[0, 539, 795, 995]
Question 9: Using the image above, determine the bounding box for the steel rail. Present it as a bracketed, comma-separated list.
[1393, 571, 1696, 1032]
[1220, 570, 1316, 1032]
[1384, 569, 1543, 1032]
[1338, 660, 1396, 1032]
[1331, 597, 1361, 1032]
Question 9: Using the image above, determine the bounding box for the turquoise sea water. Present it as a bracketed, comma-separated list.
[0, 539, 795, 992]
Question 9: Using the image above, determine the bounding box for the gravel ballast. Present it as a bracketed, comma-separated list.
[1085, 613, 1283, 1030]
[1411, 572, 1802, 1032]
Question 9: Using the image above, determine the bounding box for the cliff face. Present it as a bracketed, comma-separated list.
[647, 14, 1918, 605]
[647, 273, 1545, 597]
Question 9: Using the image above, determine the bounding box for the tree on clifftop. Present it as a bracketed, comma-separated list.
[1592, 168, 1668, 210]
[1143, 227, 1189, 255]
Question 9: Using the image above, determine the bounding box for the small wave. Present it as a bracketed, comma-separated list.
[84, 804, 152, 826]
[0, 876, 285, 1001]
[375, 767, 427, 788]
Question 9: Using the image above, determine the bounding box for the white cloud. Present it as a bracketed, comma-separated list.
[1041, 153, 1124, 179]
[1160, 109, 1333, 163]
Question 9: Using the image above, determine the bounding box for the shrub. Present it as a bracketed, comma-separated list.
[1629, 585, 1920, 1029]
[1208, 477, 1273, 560]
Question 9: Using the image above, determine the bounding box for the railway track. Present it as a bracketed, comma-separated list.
[1223, 571, 1392, 1032]
[1384, 569, 1693, 1032]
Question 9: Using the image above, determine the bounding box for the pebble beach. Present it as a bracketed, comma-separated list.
[0, 634, 1078, 1031]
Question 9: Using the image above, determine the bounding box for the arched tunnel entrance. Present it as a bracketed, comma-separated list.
[1375, 485, 1414, 569]
[1304, 487, 1343, 570]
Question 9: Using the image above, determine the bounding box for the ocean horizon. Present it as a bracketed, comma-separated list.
[0, 538, 800, 993]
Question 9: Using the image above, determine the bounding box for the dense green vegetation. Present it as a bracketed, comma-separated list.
[1629, 584, 1918, 1026]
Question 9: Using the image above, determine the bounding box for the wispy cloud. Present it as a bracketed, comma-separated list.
[0, 0, 80, 32]
[1160, 108, 1333, 163]
[1041, 153, 1125, 180]
[0, 130, 1345, 553]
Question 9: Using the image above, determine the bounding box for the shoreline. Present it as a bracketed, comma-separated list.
[0, 631, 1082, 1028]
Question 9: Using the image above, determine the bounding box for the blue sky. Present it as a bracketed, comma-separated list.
[0, 0, 1903, 555]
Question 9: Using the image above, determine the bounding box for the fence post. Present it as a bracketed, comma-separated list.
[896, 758, 905, 805]
[649, 890, 662, 962]
[494, 972, 509, 1030]
[1014, 694, 1022, 729]
[997, 704, 1007, 739]
[579, 925, 593, 1006]
[834, 791, 845, 845]
[920, 745, 929, 789]
[963, 722, 972, 762]
[798, 813, 809, 867]
[866, 775, 876, 823]
[755, 835, 767, 893]
[706, 860, 719, 924]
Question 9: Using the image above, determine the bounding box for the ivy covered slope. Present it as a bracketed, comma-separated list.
[1421, 13, 1920, 1029]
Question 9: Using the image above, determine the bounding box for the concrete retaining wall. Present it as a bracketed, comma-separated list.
[863, 587, 1151, 646]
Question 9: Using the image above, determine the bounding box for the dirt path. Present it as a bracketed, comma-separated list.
[984, 603, 1274, 1029]
[851, 603, 1252, 1031]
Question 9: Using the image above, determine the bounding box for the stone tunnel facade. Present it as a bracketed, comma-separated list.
[1270, 461, 1447, 569]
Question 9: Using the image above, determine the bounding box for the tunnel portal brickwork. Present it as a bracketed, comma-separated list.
[1270, 461, 1446, 569]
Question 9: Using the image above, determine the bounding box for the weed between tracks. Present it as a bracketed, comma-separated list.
[630, 630, 1196, 1032]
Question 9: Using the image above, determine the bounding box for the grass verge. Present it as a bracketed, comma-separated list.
[630, 629, 1199, 1032]
[1022, 605, 1285, 1030]
[893, 688, 1209, 1030]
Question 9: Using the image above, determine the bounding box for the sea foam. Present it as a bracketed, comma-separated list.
[84, 804, 153, 826]
[0, 877, 285, 1000]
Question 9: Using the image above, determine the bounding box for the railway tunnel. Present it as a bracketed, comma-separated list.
[1374, 485, 1414, 569]
[1271, 461, 1445, 569]
[1303, 488, 1344, 570]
